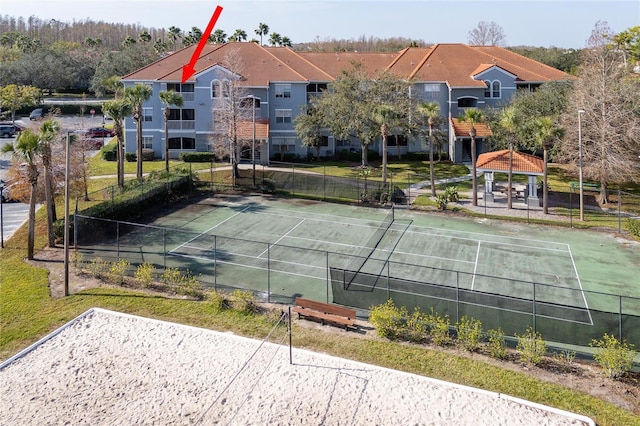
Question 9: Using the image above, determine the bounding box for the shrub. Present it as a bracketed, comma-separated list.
[181, 152, 216, 162]
[134, 263, 156, 288]
[435, 194, 448, 210]
[369, 299, 406, 340]
[456, 316, 482, 352]
[552, 349, 576, 373]
[516, 327, 546, 365]
[108, 258, 130, 285]
[125, 152, 136, 162]
[590, 333, 636, 379]
[487, 328, 508, 360]
[86, 257, 110, 279]
[175, 272, 204, 300]
[207, 290, 226, 311]
[405, 308, 429, 343]
[625, 218, 640, 238]
[444, 186, 459, 202]
[101, 143, 117, 161]
[230, 289, 258, 313]
[160, 267, 182, 287]
[426, 307, 451, 346]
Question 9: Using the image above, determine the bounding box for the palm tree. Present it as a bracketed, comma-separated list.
[231, 29, 247, 42]
[138, 31, 151, 43]
[459, 108, 485, 206]
[122, 36, 136, 48]
[167, 26, 182, 46]
[2, 129, 40, 259]
[39, 119, 60, 247]
[498, 107, 521, 209]
[372, 105, 399, 190]
[211, 29, 227, 44]
[281, 36, 292, 47]
[255, 23, 269, 45]
[534, 117, 564, 214]
[103, 99, 133, 188]
[418, 101, 441, 197]
[124, 85, 153, 181]
[268, 32, 282, 47]
[159, 91, 184, 173]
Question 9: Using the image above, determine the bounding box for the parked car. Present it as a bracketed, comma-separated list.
[0, 124, 16, 138]
[29, 108, 44, 120]
[0, 179, 17, 202]
[86, 127, 115, 138]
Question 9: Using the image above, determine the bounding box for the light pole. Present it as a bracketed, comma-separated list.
[578, 109, 585, 221]
[64, 131, 71, 296]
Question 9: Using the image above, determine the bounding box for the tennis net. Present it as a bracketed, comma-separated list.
[343, 207, 395, 285]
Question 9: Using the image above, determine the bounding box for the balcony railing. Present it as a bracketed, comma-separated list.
[167, 120, 195, 130]
[181, 93, 194, 102]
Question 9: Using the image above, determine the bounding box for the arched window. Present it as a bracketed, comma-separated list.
[492, 81, 501, 98]
[484, 80, 491, 98]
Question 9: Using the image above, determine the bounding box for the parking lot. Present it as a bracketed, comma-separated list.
[1, 112, 109, 245]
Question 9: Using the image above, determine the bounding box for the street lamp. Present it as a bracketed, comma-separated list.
[578, 109, 585, 221]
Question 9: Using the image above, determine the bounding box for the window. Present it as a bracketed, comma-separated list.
[306, 83, 327, 101]
[484, 80, 501, 98]
[388, 135, 408, 146]
[143, 108, 153, 122]
[335, 138, 350, 147]
[168, 137, 195, 150]
[212, 80, 221, 98]
[320, 135, 329, 147]
[272, 137, 296, 152]
[167, 108, 195, 129]
[240, 97, 260, 108]
[275, 84, 291, 98]
[168, 83, 194, 101]
[142, 136, 153, 150]
[492, 81, 501, 98]
[424, 84, 440, 100]
[457, 97, 477, 108]
[275, 109, 292, 124]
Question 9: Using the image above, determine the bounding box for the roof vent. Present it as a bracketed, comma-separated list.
[410, 60, 414, 65]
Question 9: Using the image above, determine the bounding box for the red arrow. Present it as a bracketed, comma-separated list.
[181, 5, 223, 83]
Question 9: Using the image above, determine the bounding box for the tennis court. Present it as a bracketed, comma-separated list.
[75, 194, 640, 347]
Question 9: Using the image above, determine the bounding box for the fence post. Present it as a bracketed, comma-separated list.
[323, 166, 327, 201]
[456, 272, 460, 324]
[326, 251, 329, 303]
[213, 235, 217, 291]
[532, 282, 536, 332]
[267, 243, 271, 303]
[618, 189, 622, 233]
[569, 188, 573, 228]
[291, 164, 295, 197]
[387, 261, 390, 300]
[619, 295, 623, 342]
[116, 220, 120, 259]
[407, 175, 411, 207]
[163, 228, 167, 270]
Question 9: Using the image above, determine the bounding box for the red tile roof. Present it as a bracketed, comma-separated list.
[477, 149, 544, 174]
[122, 43, 572, 87]
[450, 118, 492, 138]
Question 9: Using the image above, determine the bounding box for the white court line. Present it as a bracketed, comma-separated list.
[170, 206, 253, 254]
[258, 218, 307, 258]
[471, 241, 482, 290]
[567, 245, 594, 325]
[403, 228, 569, 254]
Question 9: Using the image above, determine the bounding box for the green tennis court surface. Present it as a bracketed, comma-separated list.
[76, 194, 640, 348]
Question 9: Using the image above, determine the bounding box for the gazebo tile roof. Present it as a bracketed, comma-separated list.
[477, 150, 544, 174]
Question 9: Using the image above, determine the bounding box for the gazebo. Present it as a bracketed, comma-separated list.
[476, 150, 544, 207]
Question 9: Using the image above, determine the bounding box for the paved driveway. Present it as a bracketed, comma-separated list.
[1, 201, 30, 246]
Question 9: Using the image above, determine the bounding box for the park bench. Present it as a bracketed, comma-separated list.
[292, 297, 357, 331]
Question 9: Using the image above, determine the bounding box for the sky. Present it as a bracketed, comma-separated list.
[1, 0, 638, 49]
